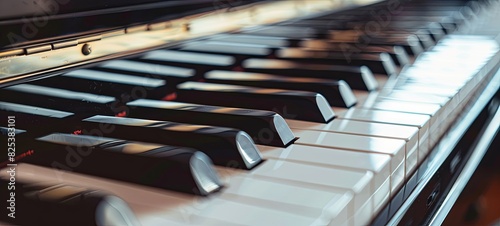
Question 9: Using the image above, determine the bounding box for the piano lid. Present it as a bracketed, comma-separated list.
[0, 0, 380, 87]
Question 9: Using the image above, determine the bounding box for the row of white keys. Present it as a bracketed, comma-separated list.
[286, 118, 418, 180]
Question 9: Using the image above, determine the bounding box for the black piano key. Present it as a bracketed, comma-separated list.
[339, 24, 437, 49]
[275, 48, 397, 75]
[175, 81, 335, 123]
[0, 84, 118, 117]
[0, 126, 31, 167]
[241, 58, 378, 91]
[80, 115, 263, 170]
[381, 21, 446, 42]
[94, 59, 197, 85]
[0, 101, 76, 136]
[318, 3, 473, 18]
[388, 9, 473, 18]
[208, 34, 297, 47]
[180, 41, 274, 57]
[299, 40, 410, 66]
[32, 69, 170, 100]
[126, 99, 296, 147]
[137, 50, 236, 75]
[203, 70, 357, 107]
[401, 30, 435, 50]
[21, 133, 221, 195]
[240, 26, 321, 39]
[0, 178, 139, 226]
[361, 34, 423, 56]
[208, 34, 410, 67]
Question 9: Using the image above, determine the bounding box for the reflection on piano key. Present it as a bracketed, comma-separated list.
[0, 84, 117, 117]
[23, 133, 222, 195]
[81, 115, 263, 170]
[1, 1, 499, 225]
[180, 42, 397, 75]
[33, 69, 170, 99]
[275, 48, 396, 75]
[0, 177, 140, 226]
[203, 70, 357, 107]
[293, 129, 406, 195]
[96, 60, 196, 84]
[139, 50, 236, 75]
[257, 143, 391, 216]
[7, 157, 373, 226]
[287, 119, 419, 176]
[242, 58, 378, 91]
[126, 99, 296, 147]
[175, 81, 335, 123]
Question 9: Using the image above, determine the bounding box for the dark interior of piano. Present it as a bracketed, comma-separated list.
[1, 0, 500, 225]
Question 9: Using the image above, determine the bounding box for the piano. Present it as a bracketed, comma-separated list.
[1, 0, 500, 225]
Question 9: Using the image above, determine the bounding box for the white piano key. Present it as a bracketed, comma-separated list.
[333, 108, 431, 164]
[292, 129, 405, 194]
[257, 144, 392, 215]
[349, 194, 380, 226]
[142, 50, 235, 66]
[392, 63, 491, 138]
[379, 91, 450, 105]
[286, 119, 419, 177]
[351, 90, 372, 106]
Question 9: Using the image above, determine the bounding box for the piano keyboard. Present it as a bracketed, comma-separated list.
[1, 0, 500, 225]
